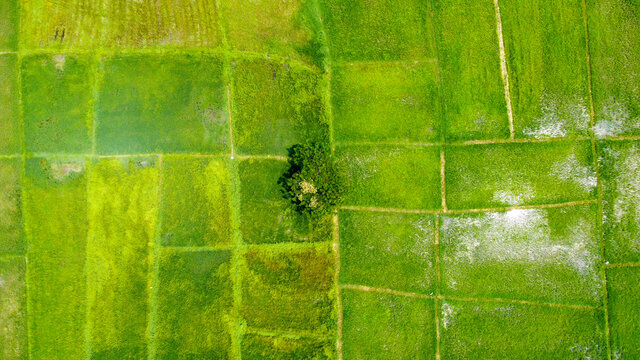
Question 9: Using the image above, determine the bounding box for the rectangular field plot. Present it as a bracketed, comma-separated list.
[336, 145, 441, 209]
[0, 0, 17, 50]
[97, 54, 228, 154]
[231, 58, 328, 156]
[0, 257, 26, 360]
[238, 159, 332, 244]
[241, 247, 335, 334]
[332, 61, 442, 143]
[501, 0, 590, 139]
[221, 0, 319, 65]
[342, 289, 435, 360]
[24, 158, 87, 359]
[599, 140, 640, 263]
[588, 0, 640, 138]
[439, 300, 606, 359]
[0, 55, 21, 154]
[339, 210, 437, 295]
[87, 157, 159, 359]
[22, 54, 93, 154]
[319, 0, 435, 61]
[440, 205, 603, 305]
[0, 158, 23, 255]
[154, 249, 233, 359]
[607, 267, 640, 359]
[160, 156, 232, 247]
[241, 333, 336, 360]
[434, 0, 509, 141]
[446, 141, 596, 209]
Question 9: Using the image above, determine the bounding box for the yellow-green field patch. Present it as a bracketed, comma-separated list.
[241, 333, 336, 360]
[0, 158, 23, 255]
[0, 54, 20, 154]
[0, 257, 26, 360]
[607, 267, 640, 359]
[0, 0, 17, 50]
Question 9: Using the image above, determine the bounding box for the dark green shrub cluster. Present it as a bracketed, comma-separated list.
[280, 142, 344, 218]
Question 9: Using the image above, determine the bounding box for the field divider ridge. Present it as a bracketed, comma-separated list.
[146, 154, 163, 360]
[492, 0, 515, 138]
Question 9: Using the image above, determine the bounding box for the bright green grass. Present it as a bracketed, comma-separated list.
[0, 55, 20, 154]
[24, 157, 87, 359]
[0, 158, 23, 255]
[446, 141, 597, 209]
[238, 159, 332, 244]
[339, 210, 436, 295]
[242, 334, 336, 360]
[332, 61, 442, 143]
[241, 246, 336, 334]
[434, 0, 509, 141]
[501, 0, 590, 139]
[319, 0, 435, 61]
[440, 205, 603, 305]
[155, 249, 233, 359]
[342, 289, 435, 359]
[0, 0, 17, 50]
[22, 54, 93, 154]
[439, 300, 606, 359]
[221, 0, 321, 65]
[587, 0, 640, 138]
[97, 54, 228, 155]
[607, 267, 640, 359]
[87, 157, 158, 359]
[599, 140, 640, 263]
[0, 257, 26, 360]
[160, 156, 232, 247]
[336, 145, 441, 209]
[231, 57, 328, 156]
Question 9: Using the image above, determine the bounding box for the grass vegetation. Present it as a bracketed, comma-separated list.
[606, 267, 640, 358]
[241, 333, 335, 360]
[0, 158, 22, 255]
[0, 54, 20, 154]
[0, 257, 26, 359]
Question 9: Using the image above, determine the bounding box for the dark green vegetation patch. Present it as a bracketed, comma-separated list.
[446, 141, 596, 209]
[160, 156, 232, 247]
[337, 145, 441, 209]
[439, 300, 606, 359]
[155, 249, 234, 359]
[24, 158, 87, 359]
[242, 333, 336, 360]
[97, 54, 229, 154]
[0, 54, 20, 154]
[231, 57, 328, 156]
[0, 257, 27, 360]
[241, 246, 336, 335]
[339, 210, 436, 295]
[607, 267, 640, 359]
[0, 158, 23, 255]
[342, 289, 435, 359]
[22, 54, 93, 154]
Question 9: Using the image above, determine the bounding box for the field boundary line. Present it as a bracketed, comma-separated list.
[434, 216, 442, 360]
[583, 1, 612, 359]
[443, 295, 598, 311]
[146, 155, 163, 360]
[0, 154, 21, 158]
[162, 245, 234, 252]
[492, 0, 514, 138]
[440, 149, 447, 212]
[340, 284, 435, 300]
[335, 58, 439, 68]
[0, 253, 25, 261]
[605, 262, 640, 269]
[244, 327, 335, 341]
[245, 241, 333, 251]
[236, 154, 289, 161]
[459, 136, 591, 146]
[603, 135, 640, 142]
[336, 140, 443, 148]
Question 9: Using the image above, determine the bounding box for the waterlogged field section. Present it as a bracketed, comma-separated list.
[0, 0, 639, 359]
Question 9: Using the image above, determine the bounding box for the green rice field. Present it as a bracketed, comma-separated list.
[1, 0, 640, 359]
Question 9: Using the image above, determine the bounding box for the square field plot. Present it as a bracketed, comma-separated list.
[439, 300, 606, 359]
[446, 141, 596, 209]
[160, 156, 232, 247]
[97, 54, 228, 154]
[88, 157, 159, 358]
[440, 205, 603, 305]
[319, 0, 435, 61]
[231, 58, 328, 156]
[241, 247, 335, 334]
[434, 0, 510, 141]
[339, 210, 437, 295]
[0, 158, 23, 255]
[336, 145, 441, 209]
[599, 140, 640, 263]
[342, 289, 435, 360]
[0, 0, 17, 50]
[0, 55, 20, 154]
[22, 54, 93, 154]
[155, 249, 233, 359]
[221, 0, 320, 65]
[24, 158, 88, 359]
[607, 267, 640, 359]
[332, 61, 442, 143]
[0, 257, 27, 360]
[242, 334, 336, 360]
[588, 0, 640, 138]
[501, 0, 590, 139]
[238, 159, 332, 244]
